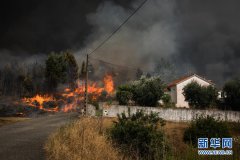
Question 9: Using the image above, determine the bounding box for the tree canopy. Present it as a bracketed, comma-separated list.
[183, 81, 218, 109]
[116, 76, 165, 106]
[45, 51, 78, 92]
[63, 51, 79, 89]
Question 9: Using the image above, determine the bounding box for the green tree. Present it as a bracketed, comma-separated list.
[132, 76, 165, 106]
[45, 53, 66, 92]
[183, 81, 218, 109]
[63, 51, 79, 89]
[116, 77, 165, 106]
[223, 78, 240, 111]
[116, 84, 134, 105]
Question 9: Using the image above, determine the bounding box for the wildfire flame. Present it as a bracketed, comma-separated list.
[104, 74, 114, 94]
[22, 94, 58, 112]
[21, 74, 114, 113]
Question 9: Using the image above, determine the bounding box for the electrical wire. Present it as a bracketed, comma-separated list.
[88, 0, 149, 56]
[89, 57, 145, 72]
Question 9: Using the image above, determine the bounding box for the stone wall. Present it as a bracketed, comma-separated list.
[86, 104, 96, 116]
[100, 103, 240, 122]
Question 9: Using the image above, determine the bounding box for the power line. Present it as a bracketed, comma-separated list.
[89, 57, 146, 72]
[88, 0, 149, 56]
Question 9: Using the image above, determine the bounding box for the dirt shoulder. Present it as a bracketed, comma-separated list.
[0, 117, 30, 127]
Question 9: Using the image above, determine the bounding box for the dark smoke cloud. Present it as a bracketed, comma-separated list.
[176, 0, 240, 85]
[0, 0, 134, 53]
[80, 0, 240, 85]
[81, 0, 178, 70]
[0, 0, 240, 86]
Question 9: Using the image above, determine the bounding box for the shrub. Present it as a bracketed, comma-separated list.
[116, 84, 134, 105]
[162, 94, 171, 104]
[183, 115, 230, 147]
[116, 90, 133, 105]
[109, 111, 167, 159]
[183, 81, 218, 109]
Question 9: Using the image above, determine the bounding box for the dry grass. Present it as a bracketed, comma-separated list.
[163, 121, 190, 155]
[45, 117, 122, 160]
[45, 118, 240, 160]
[0, 117, 29, 127]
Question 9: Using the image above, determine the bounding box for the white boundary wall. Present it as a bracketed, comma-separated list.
[100, 104, 240, 122]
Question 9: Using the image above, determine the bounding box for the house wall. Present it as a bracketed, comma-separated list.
[100, 104, 240, 122]
[169, 86, 177, 103]
[175, 76, 211, 108]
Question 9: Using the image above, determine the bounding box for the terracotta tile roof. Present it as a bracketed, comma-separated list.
[167, 74, 214, 89]
[167, 74, 194, 88]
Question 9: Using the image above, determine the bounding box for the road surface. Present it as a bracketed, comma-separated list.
[0, 112, 79, 160]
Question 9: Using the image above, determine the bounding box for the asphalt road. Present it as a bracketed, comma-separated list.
[0, 112, 79, 160]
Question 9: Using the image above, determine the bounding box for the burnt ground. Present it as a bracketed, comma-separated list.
[0, 112, 79, 160]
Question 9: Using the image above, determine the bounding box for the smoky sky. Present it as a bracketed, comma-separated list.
[0, 0, 240, 85]
[0, 0, 135, 53]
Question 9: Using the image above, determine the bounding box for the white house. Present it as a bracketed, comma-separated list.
[166, 74, 214, 108]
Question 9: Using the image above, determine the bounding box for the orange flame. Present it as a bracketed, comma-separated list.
[103, 74, 114, 94]
[22, 94, 58, 112]
[21, 74, 114, 113]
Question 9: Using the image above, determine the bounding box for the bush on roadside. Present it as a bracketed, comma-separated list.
[109, 111, 168, 160]
[183, 115, 230, 147]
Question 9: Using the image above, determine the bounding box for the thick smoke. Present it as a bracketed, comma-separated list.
[176, 0, 240, 85]
[80, 0, 240, 85]
[83, 0, 178, 71]
[0, 0, 240, 86]
[0, 0, 135, 53]
[0, 50, 46, 68]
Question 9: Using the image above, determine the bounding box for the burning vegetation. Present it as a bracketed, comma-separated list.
[0, 52, 118, 116]
[21, 74, 115, 113]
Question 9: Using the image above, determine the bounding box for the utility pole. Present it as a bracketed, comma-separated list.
[84, 54, 89, 115]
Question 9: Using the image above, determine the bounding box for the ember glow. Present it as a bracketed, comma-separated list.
[21, 74, 114, 112]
